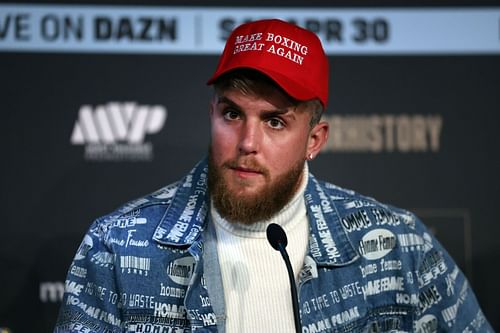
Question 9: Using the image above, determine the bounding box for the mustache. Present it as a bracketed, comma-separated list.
[223, 157, 269, 176]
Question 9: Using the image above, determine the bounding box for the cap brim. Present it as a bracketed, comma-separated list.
[207, 65, 320, 106]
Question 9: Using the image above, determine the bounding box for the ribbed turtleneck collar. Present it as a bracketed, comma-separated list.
[211, 163, 309, 238]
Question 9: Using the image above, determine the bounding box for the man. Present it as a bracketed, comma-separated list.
[55, 19, 492, 333]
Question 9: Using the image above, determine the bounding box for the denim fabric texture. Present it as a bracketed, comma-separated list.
[54, 159, 493, 332]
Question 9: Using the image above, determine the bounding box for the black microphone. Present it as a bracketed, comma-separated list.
[266, 223, 301, 333]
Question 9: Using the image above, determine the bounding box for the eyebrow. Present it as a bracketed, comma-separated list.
[216, 95, 296, 119]
[216, 96, 241, 109]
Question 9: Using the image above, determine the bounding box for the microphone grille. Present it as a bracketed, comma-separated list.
[266, 223, 288, 251]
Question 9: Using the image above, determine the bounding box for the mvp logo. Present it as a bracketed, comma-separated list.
[71, 102, 167, 161]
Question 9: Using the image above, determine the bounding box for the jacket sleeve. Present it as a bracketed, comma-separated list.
[54, 219, 123, 333]
[412, 216, 494, 332]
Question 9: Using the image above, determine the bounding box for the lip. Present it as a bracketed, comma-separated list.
[231, 166, 262, 178]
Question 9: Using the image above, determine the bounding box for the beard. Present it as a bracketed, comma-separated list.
[208, 148, 305, 225]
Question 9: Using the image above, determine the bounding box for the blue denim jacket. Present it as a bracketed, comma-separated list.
[55, 159, 493, 332]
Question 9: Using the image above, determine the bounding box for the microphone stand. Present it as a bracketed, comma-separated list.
[267, 223, 301, 333]
[277, 242, 301, 333]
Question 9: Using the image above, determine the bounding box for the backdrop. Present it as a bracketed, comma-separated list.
[1, 1, 499, 332]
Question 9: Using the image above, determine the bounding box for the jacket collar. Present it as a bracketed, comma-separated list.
[153, 158, 359, 266]
[304, 174, 359, 266]
[153, 159, 209, 246]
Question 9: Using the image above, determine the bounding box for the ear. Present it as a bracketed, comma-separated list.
[306, 121, 329, 160]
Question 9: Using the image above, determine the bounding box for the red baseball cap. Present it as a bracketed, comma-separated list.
[207, 19, 329, 108]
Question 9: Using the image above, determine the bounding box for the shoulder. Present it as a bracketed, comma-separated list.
[317, 178, 420, 230]
[315, 178, 432, 261]
[84, 159, 211, 250]
[88, 180, 183, 243]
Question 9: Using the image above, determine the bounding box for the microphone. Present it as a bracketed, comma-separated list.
[266, 223, 301, 333]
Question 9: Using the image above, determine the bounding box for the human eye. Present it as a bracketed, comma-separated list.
[266, 117, 285, 130]
[222, 108, 241, 121]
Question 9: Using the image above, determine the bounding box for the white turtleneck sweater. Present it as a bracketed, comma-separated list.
[211, 164, 309, 332]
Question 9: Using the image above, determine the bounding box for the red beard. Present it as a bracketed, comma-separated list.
[208, 148, 305, 225]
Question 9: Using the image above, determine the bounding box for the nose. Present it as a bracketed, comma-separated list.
[238, 120, 261, 155]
